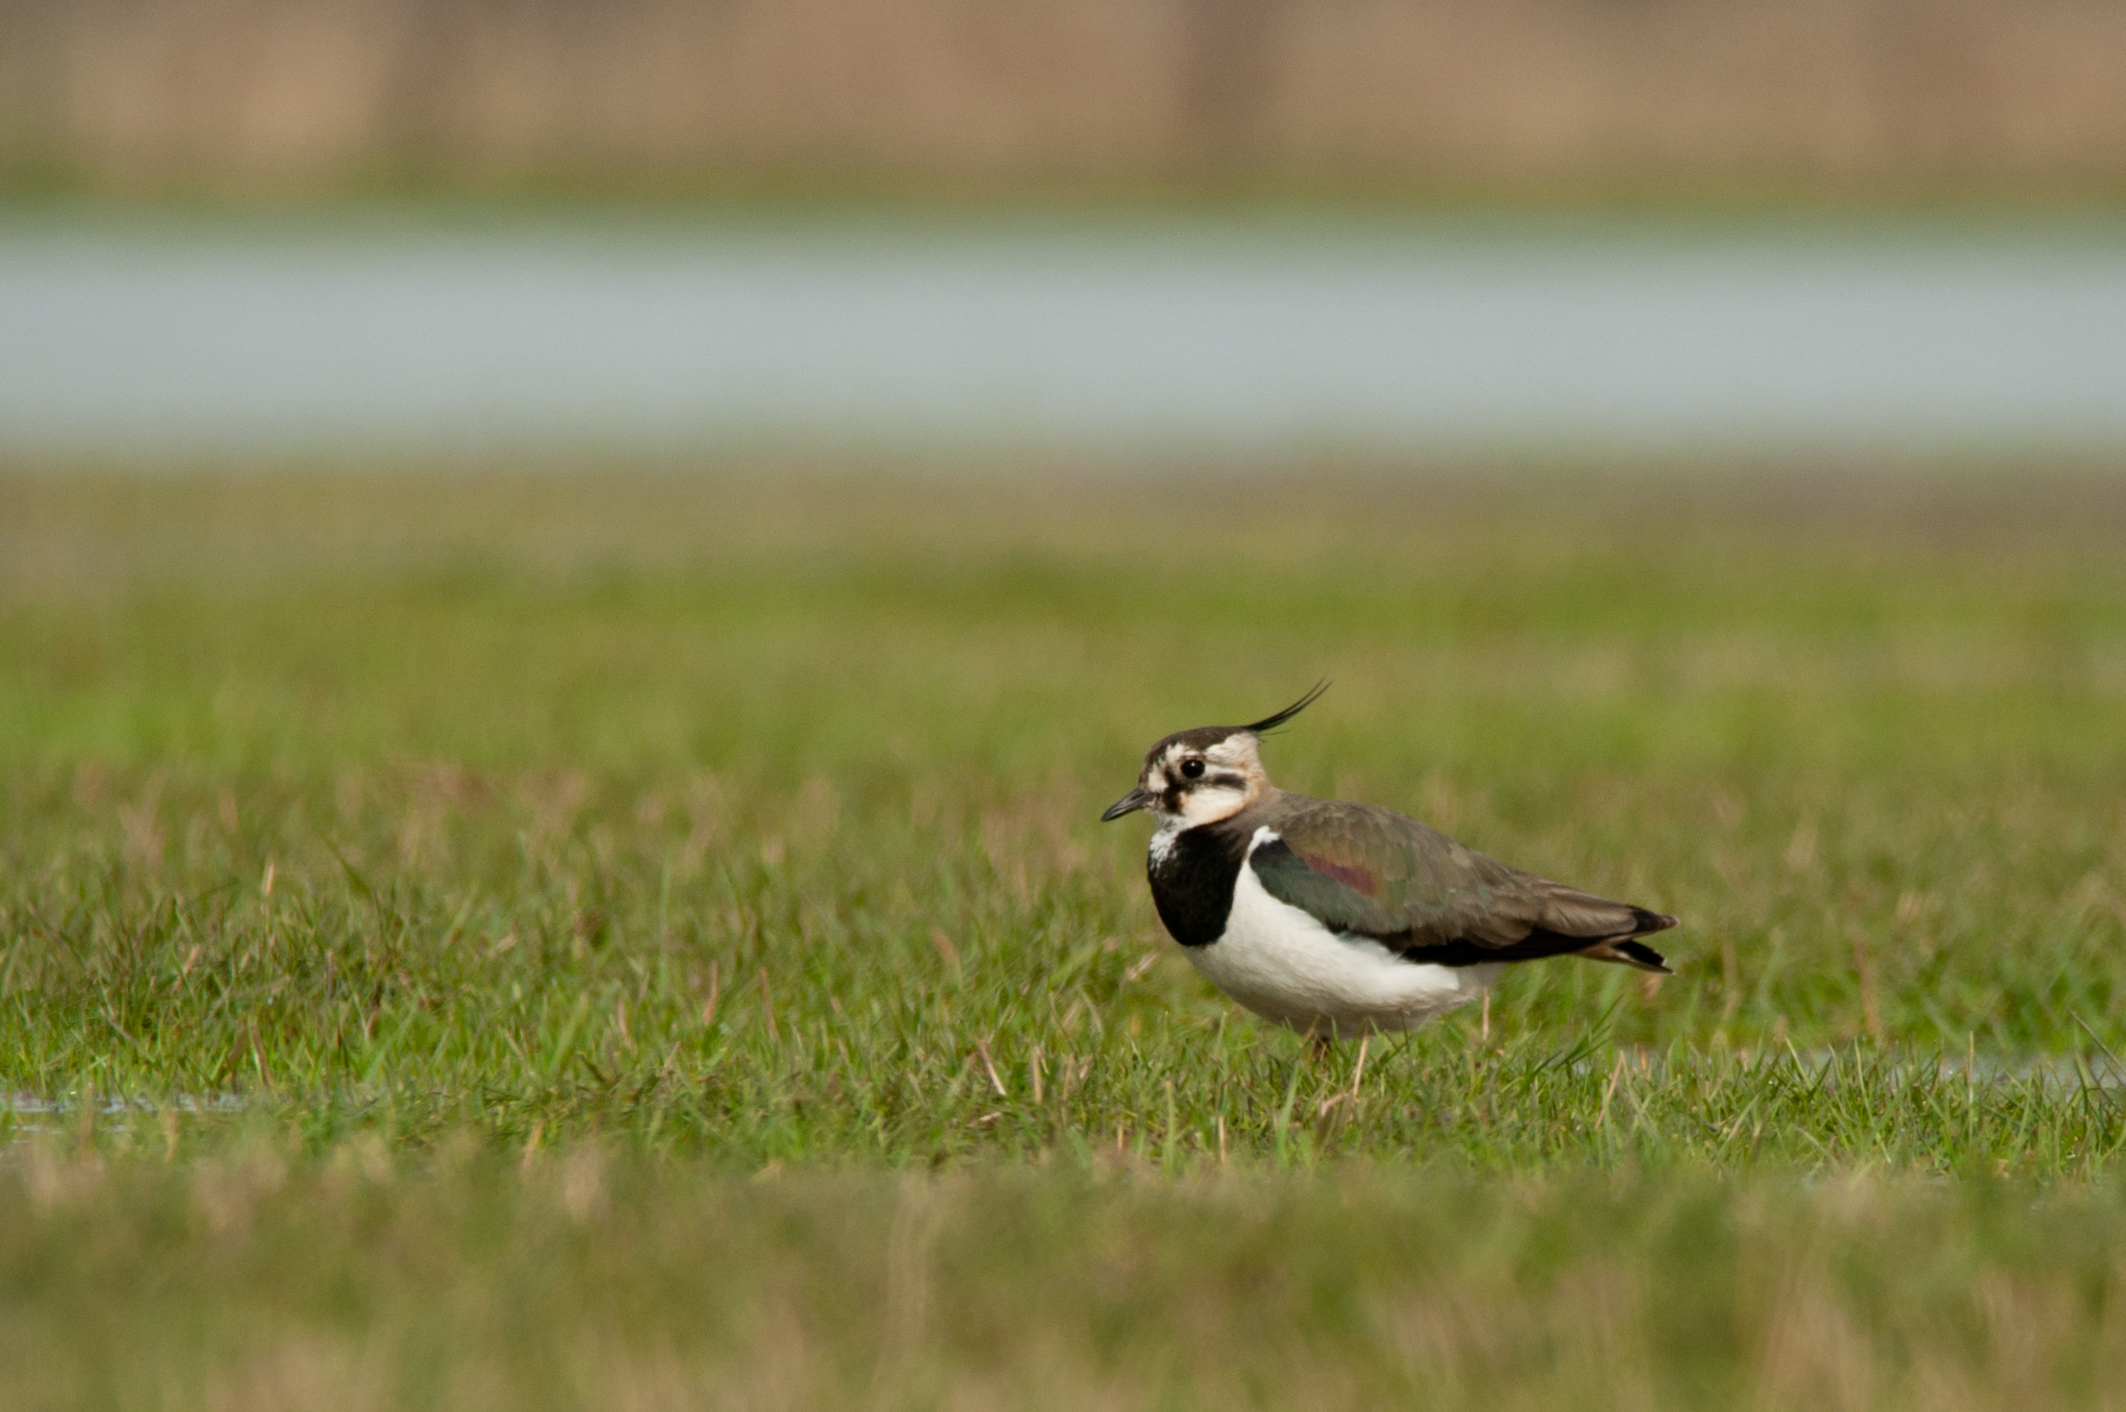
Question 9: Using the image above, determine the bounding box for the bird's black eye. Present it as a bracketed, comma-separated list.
[1180, 758, 1206, 780]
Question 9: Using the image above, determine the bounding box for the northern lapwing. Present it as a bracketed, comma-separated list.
[1101, 685, 1676, 1042]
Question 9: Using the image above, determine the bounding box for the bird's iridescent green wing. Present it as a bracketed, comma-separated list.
[1250, 797, 1674, 966]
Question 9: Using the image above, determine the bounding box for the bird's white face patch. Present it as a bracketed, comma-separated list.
[1139, 732, 1267, 828]
[1170, 773, 1251, 827]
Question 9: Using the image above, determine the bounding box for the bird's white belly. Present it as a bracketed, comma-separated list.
[1186, 839, 1500, 1039]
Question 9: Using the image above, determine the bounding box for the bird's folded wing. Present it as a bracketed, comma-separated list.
[1250, 800, 1668, 963]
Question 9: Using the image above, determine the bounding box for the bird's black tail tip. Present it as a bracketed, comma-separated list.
[1612, 939, 1674, 974]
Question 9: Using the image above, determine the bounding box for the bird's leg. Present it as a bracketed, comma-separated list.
[1308, 1032, 1334, 1064]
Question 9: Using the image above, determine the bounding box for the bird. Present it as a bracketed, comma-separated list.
[1100, 684, 1676, 1044]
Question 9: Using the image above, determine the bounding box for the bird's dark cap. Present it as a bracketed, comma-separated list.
[1141, 680, 1329, 765]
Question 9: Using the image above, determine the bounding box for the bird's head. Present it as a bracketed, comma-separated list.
[1100, 682, 1327, 829]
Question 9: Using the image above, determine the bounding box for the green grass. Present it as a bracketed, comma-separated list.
[9, 1154, 2126, 1412]
[5, 462, 2126, 1407]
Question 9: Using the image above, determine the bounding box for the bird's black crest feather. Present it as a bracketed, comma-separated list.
[1242, 680, 1330, 736]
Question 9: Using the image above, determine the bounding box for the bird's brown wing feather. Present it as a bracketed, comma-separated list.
[1249, 798, 1675, 971]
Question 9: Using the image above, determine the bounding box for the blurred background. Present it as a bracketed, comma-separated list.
[1, 0, 2122, 457]
[8, 0, 2126, 194]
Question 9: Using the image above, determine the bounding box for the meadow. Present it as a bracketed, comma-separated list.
[4, 461, 2126, 1408]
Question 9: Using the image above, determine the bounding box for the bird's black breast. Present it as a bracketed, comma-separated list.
[1147, 824, 1252, 948]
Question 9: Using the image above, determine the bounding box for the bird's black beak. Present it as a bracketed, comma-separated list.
[1100, 787, 1154, 822]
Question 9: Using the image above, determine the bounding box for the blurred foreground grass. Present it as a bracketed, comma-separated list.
[9, 1152, 2126, 1412]
[5, 461, 2126, 1407]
